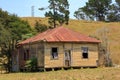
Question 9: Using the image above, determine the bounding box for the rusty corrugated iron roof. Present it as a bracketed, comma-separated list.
[19, 27, 100, 45]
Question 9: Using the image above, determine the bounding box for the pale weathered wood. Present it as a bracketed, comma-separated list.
[44, 43, 64, 68]
[71, 43, 98, 67]
[44, 42, 99, 68]
[19, 42, 99, 69]
[37, 42, 44, 67]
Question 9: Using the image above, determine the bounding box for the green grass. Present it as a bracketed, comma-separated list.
[0, 68, 120, 80]
[21, 17, 120, 64]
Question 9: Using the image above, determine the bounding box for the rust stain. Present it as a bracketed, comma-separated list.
[19, 27, 100, 45]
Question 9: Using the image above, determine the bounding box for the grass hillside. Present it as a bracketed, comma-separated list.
[21, 17, 120, 64]
[0, 68, 120, 80]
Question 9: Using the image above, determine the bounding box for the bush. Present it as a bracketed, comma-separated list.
[25, 57, 38, 72]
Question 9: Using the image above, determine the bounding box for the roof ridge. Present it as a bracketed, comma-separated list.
[41, 27, 61, 41]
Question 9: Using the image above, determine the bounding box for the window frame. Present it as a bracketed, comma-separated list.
[24, 49, 29, 61]
[51, 47, 58, 60]
[81, 47, 89, 59]
[24, 52, 26, 60]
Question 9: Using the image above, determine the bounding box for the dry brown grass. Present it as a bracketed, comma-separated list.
[21, 17, 120, 64]
[0, 68, 120, 80]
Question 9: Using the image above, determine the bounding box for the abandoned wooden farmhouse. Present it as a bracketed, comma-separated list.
[12, 27, 101, 71]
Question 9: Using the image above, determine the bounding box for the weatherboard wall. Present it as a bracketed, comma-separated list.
[44, 43, 64, 68]
[44, 42, 99, 68]
[71, 43, 99, 67]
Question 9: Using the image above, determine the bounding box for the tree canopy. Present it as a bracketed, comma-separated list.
[34, 21, 48, 33]
[74, 0, 120, 22]
[107, 0, 120, 22]
[0, 8, 33, 72]
[42, 0, 70, 28]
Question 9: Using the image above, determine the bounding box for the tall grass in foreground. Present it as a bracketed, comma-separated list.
[0, 68, 120, 80]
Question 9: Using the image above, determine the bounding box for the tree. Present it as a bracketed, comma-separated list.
[34, 21, 48, 33]
[74, 0, 112, 21]
[95, 27, 112, 66]
[116, 0, 120, 6]
[0, 8, 33, 72]
[107, 0, 120, 22]
[0, 55, 8, 73]
[0, 22, 11, 72]
[40, 0, 69, 28]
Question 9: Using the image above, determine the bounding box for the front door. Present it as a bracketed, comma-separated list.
[64, 50, 71, 67]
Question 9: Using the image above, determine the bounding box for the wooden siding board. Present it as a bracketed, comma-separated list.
[18, 46, 25, 68]
[44, 43, 64, 68]
[19, 42, 99, 69]
[71, 43, 98, 67]
[37, 42, 44, 67]
[30, 44, 37, 58]
[44, 42, 99, 68]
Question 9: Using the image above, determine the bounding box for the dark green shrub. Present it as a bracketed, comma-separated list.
[25, 57, 38, 72]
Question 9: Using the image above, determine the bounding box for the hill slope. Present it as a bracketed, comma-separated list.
[21, 17, 120, 64]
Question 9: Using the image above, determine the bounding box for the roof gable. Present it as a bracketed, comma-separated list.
[20, 27, 100, 45]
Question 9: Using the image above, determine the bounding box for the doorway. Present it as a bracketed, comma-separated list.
[64, 50, 71, 67]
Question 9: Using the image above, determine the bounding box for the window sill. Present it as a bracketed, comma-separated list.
[82, 58, 89, 60]
[50, 58, 59, 60]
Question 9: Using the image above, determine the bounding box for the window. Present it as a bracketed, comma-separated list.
[24, 52, 26, 60]
[24, 49, 29, 60]
[81, 47, 88, 59]
[51, 47, 58, 59]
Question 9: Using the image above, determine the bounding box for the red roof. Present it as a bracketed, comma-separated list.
[19, 27, 100, 45]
